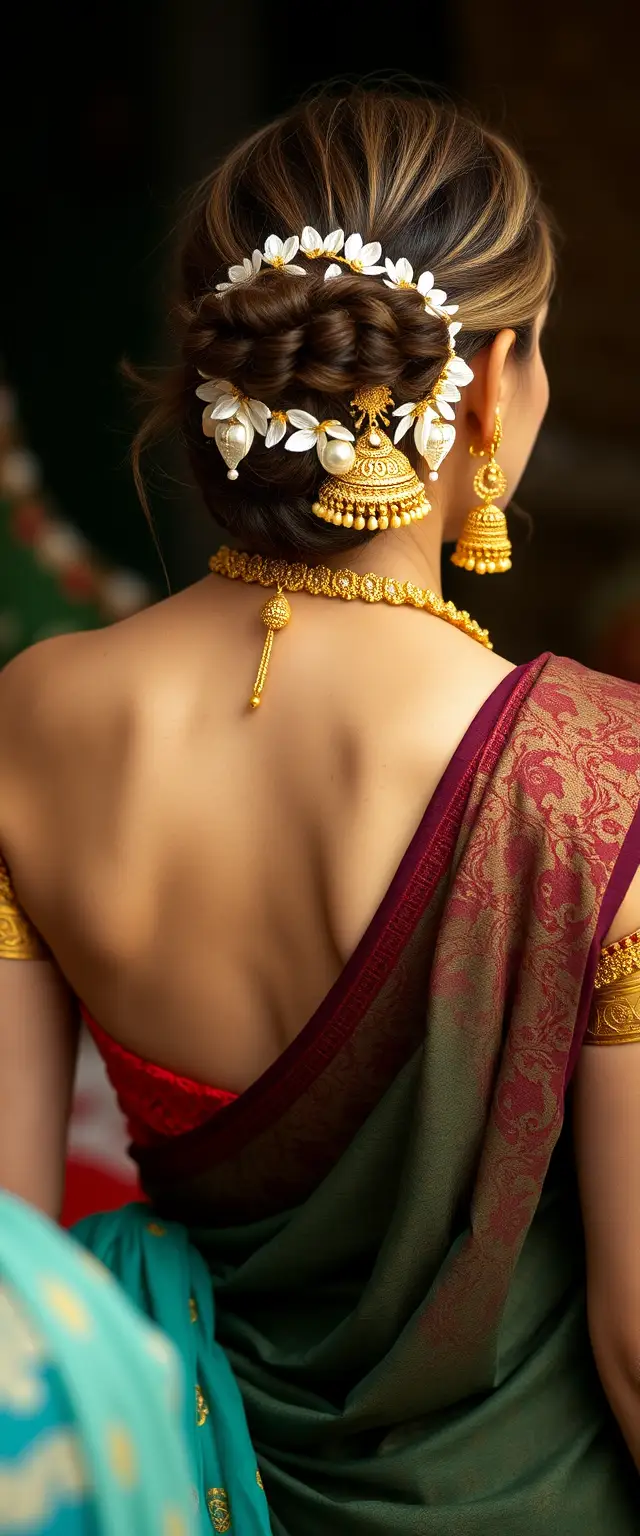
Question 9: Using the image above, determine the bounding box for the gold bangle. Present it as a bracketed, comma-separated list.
[586, 970, 640, 1045]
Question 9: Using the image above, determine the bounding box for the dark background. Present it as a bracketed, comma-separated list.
[2, 0, 639, 677]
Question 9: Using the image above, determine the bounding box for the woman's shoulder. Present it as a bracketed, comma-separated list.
[0, 616, 163, 835]
[0, 598, 180, 754]
[0, 627, 116, 764]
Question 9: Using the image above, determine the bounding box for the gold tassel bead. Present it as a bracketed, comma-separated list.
[261, 593, 291, 630]
[249, 591, 291, 710]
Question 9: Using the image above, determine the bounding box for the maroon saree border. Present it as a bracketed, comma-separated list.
[135, 657, 546, 1183]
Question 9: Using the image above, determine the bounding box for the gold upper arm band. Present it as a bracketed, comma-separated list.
[586, 928, 640, 1045]
[0, 853, 47, 959]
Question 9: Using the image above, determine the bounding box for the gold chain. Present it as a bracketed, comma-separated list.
[209, 545, 492, 709]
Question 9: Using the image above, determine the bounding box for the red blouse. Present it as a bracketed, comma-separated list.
[81, 1007, 237, 1146]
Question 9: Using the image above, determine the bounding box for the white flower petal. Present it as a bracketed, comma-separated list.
[438, 381, 461, 402]
[210, 394, 240, 420]
[285, 429, 318, 452]
[363, 265, 386, 276]
[282, 235, 300, 264]
[359, 242, 382, 267]
[449, 320, 462, 339]
[195, 380, 223, 403]
[324, 422, 355, 441]
[447, 357, 474, 386]
[443, 304, 459, 316]
[385, 257, 398, 283]
[417, 271, 434, 296]
[265, 417, 287, 447]
[435, 396, 456, 422]
[429, 289, 448, 307]
[383, 279, 397, 290]
[394, 257, 413, 284]
[344, 233, 363, 261]
[324, 229, 344, 253]
[301, 226, 322, 252]
[283, 264, 307, 277]
[246, 399, 271, 434]
[393, 414, 414, 444]
[392, 401, 417, 418]
[286, 409, 319, 430]
[215, 281, 233, 293]
[324, 263, 342, 281]
[227, 264, 250, 284]
[414, 409, 436, 456]
[264, 234, 284, 261]
[252, 249, 263, 273]
[414, 415, 430, 457]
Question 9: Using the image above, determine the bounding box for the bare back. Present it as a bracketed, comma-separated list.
[0, 573, 513, 1093]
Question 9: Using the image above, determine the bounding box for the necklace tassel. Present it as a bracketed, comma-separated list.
[249, 591, 291, 709]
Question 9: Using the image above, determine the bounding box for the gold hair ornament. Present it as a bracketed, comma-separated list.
[209, 546, 492, 710]
[196, 228, 473, 506]
[311, 387, 430, 531]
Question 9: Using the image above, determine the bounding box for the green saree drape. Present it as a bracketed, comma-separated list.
[76, 655, 640, 1533]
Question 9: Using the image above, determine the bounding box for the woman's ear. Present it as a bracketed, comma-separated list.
[464, 328, 517, 449]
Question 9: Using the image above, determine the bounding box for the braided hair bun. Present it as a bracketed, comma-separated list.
[132, 90, 553, 558]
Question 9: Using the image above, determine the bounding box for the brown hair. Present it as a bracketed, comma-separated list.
[134, 89, 554, 559]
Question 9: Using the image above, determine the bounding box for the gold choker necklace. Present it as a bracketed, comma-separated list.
[209, 545, 492, 710]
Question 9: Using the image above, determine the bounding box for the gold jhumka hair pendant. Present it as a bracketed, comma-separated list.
[312, 387, 431, 532]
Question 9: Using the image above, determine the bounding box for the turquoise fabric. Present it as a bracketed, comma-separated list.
[75, 1204, 270, 1536]
[0, 1194, 196, 1536]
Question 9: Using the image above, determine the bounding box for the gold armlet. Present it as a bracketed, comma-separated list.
[586, 927, 640, 1044]
[0, 853, 47, 960]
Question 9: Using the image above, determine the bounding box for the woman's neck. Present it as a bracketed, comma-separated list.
[323, 501, 445, 596]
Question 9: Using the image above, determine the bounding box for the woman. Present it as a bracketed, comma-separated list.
[0, 90, 638, 1532]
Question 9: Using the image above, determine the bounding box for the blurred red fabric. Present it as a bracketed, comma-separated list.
[61, 1030, 141, 1226]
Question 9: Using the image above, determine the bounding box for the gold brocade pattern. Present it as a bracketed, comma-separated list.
[195, 1383, 209, 1427]
[587, 927, 640, 1043]
[206, 1487, 231, 1531]
[255, 1469, 264, 1490]
[0, 852, 46, 959]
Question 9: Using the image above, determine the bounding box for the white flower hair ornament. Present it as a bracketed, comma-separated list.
[198, 229, 473, 493]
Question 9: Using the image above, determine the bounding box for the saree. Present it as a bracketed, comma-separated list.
[0, 1193, 196, 1536]
[76, 653, 640, 1533]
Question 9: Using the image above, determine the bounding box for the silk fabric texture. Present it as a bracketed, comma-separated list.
[0, 1193, 196, 1536]
[76, 655, 640, 1534]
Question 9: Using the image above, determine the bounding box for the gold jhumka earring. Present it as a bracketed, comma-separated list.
[451, 409, 512, 574]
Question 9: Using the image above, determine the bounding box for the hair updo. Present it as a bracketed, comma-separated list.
[133, 89, 554, 559]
